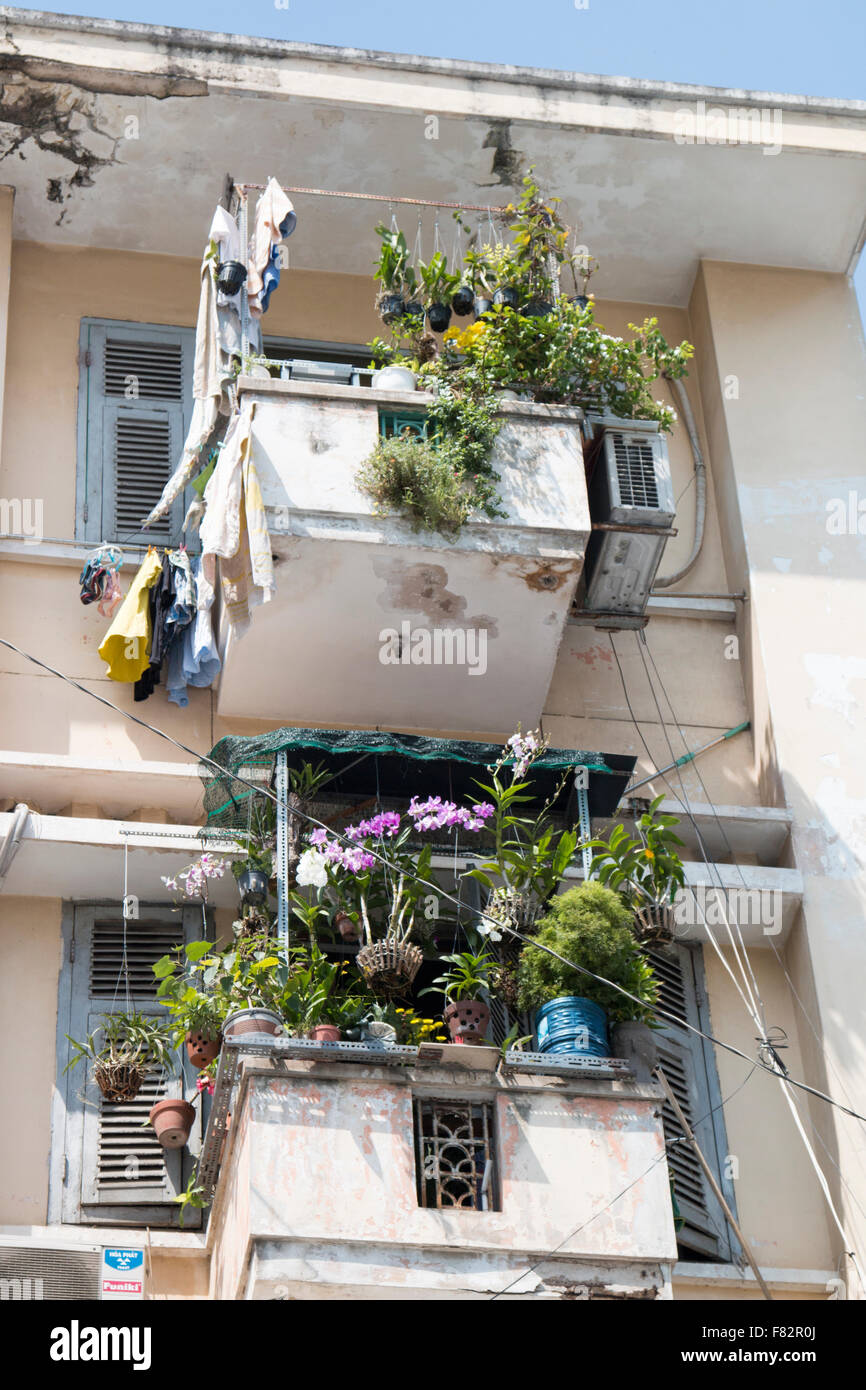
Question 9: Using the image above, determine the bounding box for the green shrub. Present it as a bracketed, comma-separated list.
[358, 435, 483, 538]
[517, 882, 658, 1023]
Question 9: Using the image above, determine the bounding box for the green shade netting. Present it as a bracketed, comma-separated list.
[201, 728, 634, 829]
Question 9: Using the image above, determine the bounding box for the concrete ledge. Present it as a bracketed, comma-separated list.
[674, 1261, 835, 1297]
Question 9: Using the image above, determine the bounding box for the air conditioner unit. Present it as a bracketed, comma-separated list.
[0, 1236, 144, 1300]
[577, 418, 676, 626]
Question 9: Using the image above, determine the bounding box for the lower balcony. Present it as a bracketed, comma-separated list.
[204, 1040, 676, 1301]
[215, 378, 589, 736]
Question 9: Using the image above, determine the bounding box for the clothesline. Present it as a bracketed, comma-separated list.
[233, 181, 512, 214]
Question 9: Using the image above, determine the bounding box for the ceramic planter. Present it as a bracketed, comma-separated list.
[535, 996, 609, 1058]
[149, 1098, 196, 1150]
[222, 1007, 283, 1041]
[444, 998, 490, 1044]
[426, 302, 452, 333]
[309, 1024, 341, 1043]
[372, 364, 416, 392]
[185, 1030, 221, 1069]
[216, 259, 247, 295]
[237, 867, 269, 906]
[451, 285, 474, 316]
[611, 1021, 658, 1083]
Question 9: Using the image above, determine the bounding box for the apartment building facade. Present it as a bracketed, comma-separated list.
[0, 9, 865, 1300]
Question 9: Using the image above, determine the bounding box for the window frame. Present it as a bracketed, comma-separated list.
[49, 902, 208, 1230]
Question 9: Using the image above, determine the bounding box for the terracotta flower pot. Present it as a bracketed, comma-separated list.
[309, 1024, 341, 1043]
[444, 998, 491, 1044]
[185, 1030, 222, 1069]
[149, 1098, 196, 1150]
[335, 911, 359, 943]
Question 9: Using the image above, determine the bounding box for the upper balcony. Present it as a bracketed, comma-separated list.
[215, 377, 589, 736]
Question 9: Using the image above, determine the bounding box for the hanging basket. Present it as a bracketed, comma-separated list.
[356, 940, 424, 996]
[485, 886, 544, 935]
[93, 1061, 144, 1103]
[633, 902, 676, 946]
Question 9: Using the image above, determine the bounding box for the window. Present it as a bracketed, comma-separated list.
[648, 942, 738, 1261]
[51, 905, 204, 1229]
[413, 1098, 499, 1210]
[75, 320, 195, 545]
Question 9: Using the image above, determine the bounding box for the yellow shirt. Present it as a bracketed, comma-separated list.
[98, 549, 163, 682]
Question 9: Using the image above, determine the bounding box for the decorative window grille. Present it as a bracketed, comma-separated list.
[378, 410, 429, 441]
[413, 1098, 498, 1211]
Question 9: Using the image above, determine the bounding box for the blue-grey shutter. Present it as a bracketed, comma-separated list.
[648, 942, 736, 1260]
[60, 905, 204, 1228]
[76, 320, 194, 544]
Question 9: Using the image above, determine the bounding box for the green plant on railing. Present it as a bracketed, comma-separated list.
[176, 1170, 210, 1228]
[153, 940, 226, 1047]
[516, 883, 659, 1024]
[586, 795, 686, 910]
[419, 948, 495, 1004]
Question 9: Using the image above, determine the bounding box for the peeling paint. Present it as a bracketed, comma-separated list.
[373, 556, 499, 634]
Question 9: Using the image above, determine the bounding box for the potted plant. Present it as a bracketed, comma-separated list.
[232, 845, 273, 907]
[148, 1095, 197, 1149]
[373, 221, 417, 325]
[278, 945, 343, 1040]
[64, 1012, 175, 1103]
[420, 947, 495, 1043]
[177, 930, 287, 1041]
[464, 729, 580, 938]
[418, 251, 460, 334]
[153, 940, 226, 1066]
[517, 883, 658, 1057]
[586, 795, 686, 945]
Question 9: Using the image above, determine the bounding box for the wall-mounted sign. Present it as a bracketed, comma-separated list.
[101, 1247, 144, 1300]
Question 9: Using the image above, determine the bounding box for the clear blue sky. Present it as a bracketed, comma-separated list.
[21, 0, 866, 314]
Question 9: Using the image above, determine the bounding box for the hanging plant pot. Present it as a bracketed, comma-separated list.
[360, 1020, 397, 1045]
[216, 260, 247, 296]
[237, 867, 269, 907]
[149, 1098, 196, 1150]
[525, 298, 554, 318]
[426, 302, 452, 333]
[574, 294, 590, 309]
[223, 1007, 283, 1041]
[473, 295, 493, 319]
[185, 1030, 222, 1069]
[335, 911, 359, 943]
[357, 940, 424, 996]
[93, 1061, 143, 1104]
[633, 903, 675, 946]
[404, 299, 424, 318]
[535, 996, 609, 1058]
[444, 998, 491, 1044]
[309, 1024, 341, 1043]
[378, 293, 405, 324]
[486, 885, 544, 934]
[451, 285, 474, 316]
[493, 286, 520, 309]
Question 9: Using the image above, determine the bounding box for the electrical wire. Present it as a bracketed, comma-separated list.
[2, 634, 866, 1125]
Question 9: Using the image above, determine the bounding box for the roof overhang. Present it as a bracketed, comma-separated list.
[2, 8, 865, 304]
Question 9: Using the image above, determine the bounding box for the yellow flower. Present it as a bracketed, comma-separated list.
[442, 326, 461, 342]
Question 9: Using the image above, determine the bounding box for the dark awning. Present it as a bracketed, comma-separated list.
[202, 728, 635, 827]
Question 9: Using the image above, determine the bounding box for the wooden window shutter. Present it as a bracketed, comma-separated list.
[59, 906, 205, 1229]
[647, 942, 736, 1260]
[76, 321, 194, 545]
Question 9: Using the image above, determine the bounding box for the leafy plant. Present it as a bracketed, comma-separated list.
[587, 795, 686, 909]
[418, 251, 460, 306]
[64, 1012, 176, 1077]
[516, 883, 659, 1024]
[419, 949, 495, 1003]
[176, 1171, 210, 1228]
[153, 940, 226, 1046]
[373, 222, 417, 298]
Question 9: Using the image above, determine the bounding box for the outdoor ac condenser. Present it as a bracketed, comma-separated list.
[578, 418, 676, 624]
[0, 1236, 145, 1300]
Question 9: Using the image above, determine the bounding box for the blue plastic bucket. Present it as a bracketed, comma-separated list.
[535, 996, 609, 1057]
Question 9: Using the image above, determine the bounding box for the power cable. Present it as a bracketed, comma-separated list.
[2, 634, 865, 1124]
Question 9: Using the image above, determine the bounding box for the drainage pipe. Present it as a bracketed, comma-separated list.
[653, 373, 707, 588]
[0, 802, 31, 887]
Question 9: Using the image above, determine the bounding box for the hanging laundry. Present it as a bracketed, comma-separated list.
[98, 548, 163, 683]
[167, 555, 221, 707]
[209, 204, 262, 358]
[98, 568, 123, 619]
[79, 543, 123, 608]
[247, 178, 296, 318]
[200, 400, 274, 635]
[134, 550, 196, 702]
